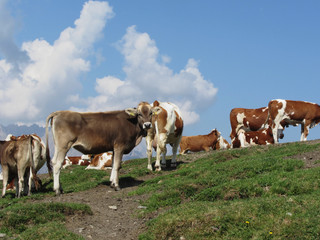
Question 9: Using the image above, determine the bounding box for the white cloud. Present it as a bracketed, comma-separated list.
[82, 26, 218, 125]
[0, 1, 114, 124]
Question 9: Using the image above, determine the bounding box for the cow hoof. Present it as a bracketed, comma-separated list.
[115, 186, 121, 191]
[155, 166, 162, 172]
[171, 163, 177, 168]
[147, 165, 153, 171]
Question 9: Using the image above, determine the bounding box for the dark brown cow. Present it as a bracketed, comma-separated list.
[237, 128, 274, 147]
[46, 102, 160, 195]
[179, 129, 220, 154]
[230, 107, 287, 148]
[146, 101, 184, 171]
[268, 99, 320, 143]
[0, 136, 37, 198]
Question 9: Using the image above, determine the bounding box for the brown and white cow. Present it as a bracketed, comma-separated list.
[85, 152, 112, 170]
[146, 100, 183, 171]
[179, 129, 220, 154]
[62, 155, 91, 169]
[237, 128, 274, 147]
[268, 99, 320, 143]
[46, 102, 159, 194]
[230, 107, 287, 148]
[215, 135, 231, 150]
[0, 136, 36, 198]
[3, 134, 47, 196]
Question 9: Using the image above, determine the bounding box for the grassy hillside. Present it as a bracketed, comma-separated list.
[0, 141, 320, 239]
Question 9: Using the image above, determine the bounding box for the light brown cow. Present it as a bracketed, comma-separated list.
[179, 129, 220, 154]
[237, 128, 274, 147]
[230, 107, 287, 148]
[6, 134, 48, 194]
[85, 152, 112, 170]
[268, 99, 320, 143]
[46, 102, 160, 194]
[146, 100, 184, 171]
[0, 136, 36, 198]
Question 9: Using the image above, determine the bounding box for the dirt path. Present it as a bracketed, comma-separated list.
[38, 178, 151, 240]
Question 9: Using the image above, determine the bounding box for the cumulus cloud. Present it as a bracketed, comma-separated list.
[82, 26, 218, 125]
[0, 1, 114, 124]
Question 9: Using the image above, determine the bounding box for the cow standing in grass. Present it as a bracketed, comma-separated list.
[46, 102, 160, 195]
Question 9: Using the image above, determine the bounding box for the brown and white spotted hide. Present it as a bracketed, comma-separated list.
[237, 128, 274, 147]
[85, 152, 112, 170]
[215, 135, 231, 150]
[230, 107, 287, 148]
[268, 99, 320, 143]
[146, 100, 184, 171]
[46, 102, 158, 195]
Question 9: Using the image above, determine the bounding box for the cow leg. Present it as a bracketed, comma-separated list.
[301, 120, 310, 141]
[271, 120, 281, 144]
[1, 166, 9, 198]
[17, 167, 26, 198]
[110, 149, 123, 191]
[146, 133, 154, 171]
[171, 139, 180, 168]
[52, 149, 68, 196]
[155, 133, 167, 171]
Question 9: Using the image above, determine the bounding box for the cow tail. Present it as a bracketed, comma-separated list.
[29, 136, 40, 191]
[45, 113, 55, 177]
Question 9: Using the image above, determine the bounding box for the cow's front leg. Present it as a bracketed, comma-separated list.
[171, 138, 181, 168]
[110, 149, 123, 191]
[155, 134, 167, 171]
[146, 133, 154, 171]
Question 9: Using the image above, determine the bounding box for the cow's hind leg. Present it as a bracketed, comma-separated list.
[301, 120, 310, 141]
[17, 166, 26, 198]
[52, 149, 68, 196]
[155, 133, 167, 171]
[171, 138, 181, 168]
[110, 149, 123, 191]
[1, 166, 9, 198]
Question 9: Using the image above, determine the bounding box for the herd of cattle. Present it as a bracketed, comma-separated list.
[0, 99, 319, 198]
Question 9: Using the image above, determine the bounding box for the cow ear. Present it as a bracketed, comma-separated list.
[125, 108, 138, 118]
[152, 107, 162, 116]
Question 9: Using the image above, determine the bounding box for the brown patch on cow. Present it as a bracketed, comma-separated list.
[174, 111, 184, 137]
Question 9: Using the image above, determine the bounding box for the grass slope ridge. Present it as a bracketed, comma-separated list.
[0, 140, 319, 239]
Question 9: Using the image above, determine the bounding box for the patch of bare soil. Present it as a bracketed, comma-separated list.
[33, 139, 320, 240]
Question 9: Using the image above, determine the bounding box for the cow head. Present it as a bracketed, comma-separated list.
[125, 102, 161, 133]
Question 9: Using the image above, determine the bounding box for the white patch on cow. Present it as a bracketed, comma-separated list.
[5, 134, 13, 141]
[236, 113, 246, 133]
[262, 108, 268, 112]
[160, 102, 178, 133]
[262, 130, 267, 135]
[85, 152, 112, 170]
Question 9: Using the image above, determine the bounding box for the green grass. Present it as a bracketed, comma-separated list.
[0, 141, 320, 239]
[135, 142, 320, 239]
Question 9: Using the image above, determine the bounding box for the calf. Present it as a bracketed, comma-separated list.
[0, 136, 36, 198]
[146, 100, 184, 171]
[85, 152, 112, 170]
[268, 99, 320, 143]
[179, 129, 220, 154]
[237, 128, 274, 147]
[215, 135, 231, 150]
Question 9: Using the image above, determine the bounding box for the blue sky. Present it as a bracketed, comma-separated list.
[0, 0, 320, 144]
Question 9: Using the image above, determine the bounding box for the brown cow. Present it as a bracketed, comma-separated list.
[62, 155, 91, 169]
[237, 128, 274, 147]
[179, 129, 220, 154]
[146, 101, 184, 171]
[0, 136, 37, 198]
[230, 107, 287, 148]
[268, 99, 320, 143]
[46, 102, 160, 194]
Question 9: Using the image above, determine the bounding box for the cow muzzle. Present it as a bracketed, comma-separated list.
[143, 122, 152, 129]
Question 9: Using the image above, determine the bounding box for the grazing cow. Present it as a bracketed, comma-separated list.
[179, 129, 220, 154]
[146, 101, 183, 171]
[85, 152, 112, 170]
[46, 102, 159, 195]
[0, 136, 36, 198]
[230, 107, 287, 148]
[215, 135, 231, 150]
[268, 99, 320, 143]
[237, 128, 274, 147]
